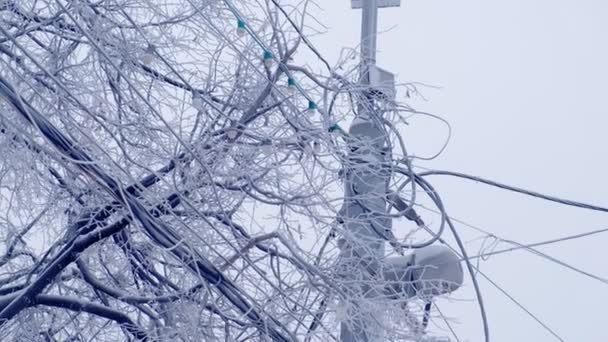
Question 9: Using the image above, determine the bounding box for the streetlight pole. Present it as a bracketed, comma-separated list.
[360, 0, 379, 78]
[337, 2, 467, 341]
[338, 1, 400, 341]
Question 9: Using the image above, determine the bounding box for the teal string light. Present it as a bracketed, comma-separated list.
[227, 7, 325, 116]
[263, 50, 273, 67]
[237, 20, 246, 37]
[287, 77, 296, 94]
[308, 100, 317, 112]
[328, 123, 343, 133]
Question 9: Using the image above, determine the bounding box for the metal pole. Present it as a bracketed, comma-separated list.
[337, 3, 466, 341]
[360, 0, 378, 80]
[339, 1, 391, 341]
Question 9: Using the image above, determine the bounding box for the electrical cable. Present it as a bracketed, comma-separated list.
[467, 227, 608, 260]
[417, 175, 490, 342]
[417, 203, 570, 342]
[415, 201, 608, 286]
[433, 302, 463, 342]
[476, 268, 566, 342]
[419, 170, 608, 213]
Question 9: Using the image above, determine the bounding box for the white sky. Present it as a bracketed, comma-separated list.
[305, 1, 608, 341]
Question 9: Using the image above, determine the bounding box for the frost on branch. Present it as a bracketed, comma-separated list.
[0, 1, 459, 341]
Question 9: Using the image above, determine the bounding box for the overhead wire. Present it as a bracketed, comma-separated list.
[476, 268, 566, 342]
[384, 166, 491, 342]
[467, 227, 608, 261]
[395, 164, 608, 338]
[413, 193, 601, 341]
[419, 169, 608, 213]
[415, 201, 608, 286]
[432, 302, 463, 342]
[433, 214, 566, 342]
[433, 185, 490, 342]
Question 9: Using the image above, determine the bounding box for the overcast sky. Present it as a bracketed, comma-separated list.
[307, 1, 608, 341]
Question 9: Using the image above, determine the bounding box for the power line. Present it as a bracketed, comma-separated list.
[433, 302, 463, 342]
[419, 170, 608, 213]
[416, 203, 608, 285]
[406, 175, 490, 342]
[476, 269, 566, 342]
[435, 229, 566, 342]
[414, 197, 581, 341]
[467, 227, 608, 262]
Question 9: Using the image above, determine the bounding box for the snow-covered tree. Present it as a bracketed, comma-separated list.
[0, 1, 465, 341]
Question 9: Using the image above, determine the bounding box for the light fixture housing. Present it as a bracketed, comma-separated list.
[382, 245, 464, 299]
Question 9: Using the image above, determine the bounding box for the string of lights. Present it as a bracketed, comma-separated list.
[217, 0, 359, 135]
[222, 0, 320, 113]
